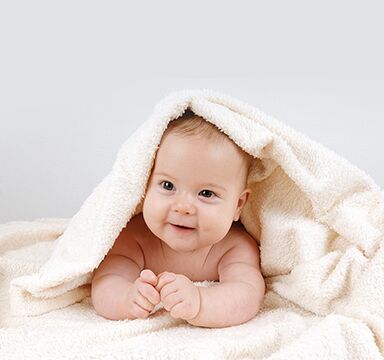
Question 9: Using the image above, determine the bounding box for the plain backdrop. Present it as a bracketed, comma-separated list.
[0, 1, 383, 223]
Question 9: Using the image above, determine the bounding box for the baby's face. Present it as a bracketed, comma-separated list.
[142, 131, 250, 255]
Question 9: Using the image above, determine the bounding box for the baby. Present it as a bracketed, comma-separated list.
[91, 110, 265, 328]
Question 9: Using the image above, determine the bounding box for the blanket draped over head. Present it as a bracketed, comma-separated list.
[1, 89, 383, 359]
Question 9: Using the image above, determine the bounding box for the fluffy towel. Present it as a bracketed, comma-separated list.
[1, 89, 383, 359]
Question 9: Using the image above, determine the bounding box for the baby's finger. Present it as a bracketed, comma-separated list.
[156, 272, 176, 292]
[137, 282, 161, 305]
[159, 282, 178, 300]
[140, 269, 158, 286]
[129, 303, 150, 319]
[134, 291, 155, 312]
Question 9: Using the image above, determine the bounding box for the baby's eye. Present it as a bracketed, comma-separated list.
[199, 189, 215, 198]
[160, 181, 174, 191]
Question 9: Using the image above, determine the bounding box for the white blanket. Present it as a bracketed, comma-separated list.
[1, 89, 383, 359]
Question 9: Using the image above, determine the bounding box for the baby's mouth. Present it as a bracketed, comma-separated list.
[170, 223, 195, 232]
[173, 224, 193, 229]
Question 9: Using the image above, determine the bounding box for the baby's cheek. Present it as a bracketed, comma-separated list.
[143, 192, 157, 213]
[143, 194, 165, 229]
[214, 212, 235, 238]
[143, 196, 156, 223]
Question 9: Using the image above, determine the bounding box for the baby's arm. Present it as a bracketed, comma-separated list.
[187, 232, 265, 328]
[91, 223, 160, 320]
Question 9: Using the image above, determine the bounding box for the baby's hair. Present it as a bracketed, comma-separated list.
[165, 109, 229, 145]
[163, 109, 253, 188]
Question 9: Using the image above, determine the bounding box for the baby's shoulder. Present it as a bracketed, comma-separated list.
[100, 213, 147, 270]
[123, 213, 160, 252]
[218, 222, 260, 266]
[225, 221, 258, 248]
[109, 214, 147, 255]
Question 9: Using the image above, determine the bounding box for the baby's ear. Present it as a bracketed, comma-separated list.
[234, 188, 251, 221]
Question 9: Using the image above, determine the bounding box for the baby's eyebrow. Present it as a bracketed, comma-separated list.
[202, 183, 227, 192]
[153, 172, 174, 178]
[153, 172, 226, 192]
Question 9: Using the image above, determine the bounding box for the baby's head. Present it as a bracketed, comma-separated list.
[142, 110, 252, 254]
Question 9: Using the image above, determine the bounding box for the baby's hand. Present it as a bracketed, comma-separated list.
[124, 269, 161, 319]
[156, 272, 201, 321]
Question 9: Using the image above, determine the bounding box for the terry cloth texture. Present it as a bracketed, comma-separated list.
[1, 89, 383, 359]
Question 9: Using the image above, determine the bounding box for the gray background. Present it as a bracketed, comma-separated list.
[0, 1, 383, 223]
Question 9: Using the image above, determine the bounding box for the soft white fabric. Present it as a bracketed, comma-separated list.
[1, 89, 383, 359]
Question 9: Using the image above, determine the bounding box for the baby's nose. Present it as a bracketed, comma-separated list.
[172, 198, 195, 215]
[174, 203, 194, 214]
[173, 194, 194, 214]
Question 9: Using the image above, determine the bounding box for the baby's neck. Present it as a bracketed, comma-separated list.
[160, 240, 213, 259]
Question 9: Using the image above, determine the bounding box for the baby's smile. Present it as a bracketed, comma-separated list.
[169, 223, 196, 234]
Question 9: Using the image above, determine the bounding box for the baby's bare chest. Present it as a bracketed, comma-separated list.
[139, 240, 222, 282]
[129, 214, 240, 282]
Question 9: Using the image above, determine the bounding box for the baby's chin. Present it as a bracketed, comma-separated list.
[159, 238, 197, 254]
[158, 230, 202, 252]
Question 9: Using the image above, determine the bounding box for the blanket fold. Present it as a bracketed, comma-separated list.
[1, 89, 383, 359]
